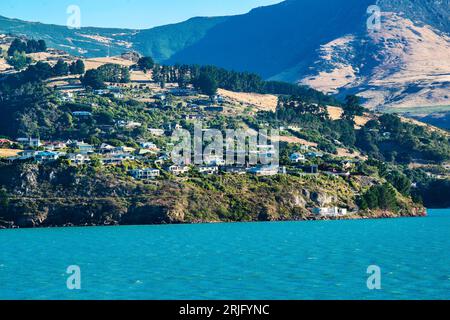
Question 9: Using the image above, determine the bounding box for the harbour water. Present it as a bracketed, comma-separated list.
[0, 209, 449, 300]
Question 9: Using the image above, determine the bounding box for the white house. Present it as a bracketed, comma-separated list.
[113, 92, 124, 99]
[99, 143, 115, 153]
[306, 151, 324, 158]
[148, 128, 165, 136]
[204, 157, 226, 166]
[125, 121, 142, 129]
[102, 154, 135, 165]
[130, 168, 160, 180]
[113, 146, 136, 154]
[44, 141, 67, 151]
[75, 142, 95, 154]
[17, 137, 42, 148]
[247, 165, 279, 176]
[312, 207, 348, 217]
[68, 153, 91, 165]
[198, 166, 219, 175]
[225, 166, 247, 175]
[140, 142, 158, 150]
[168, 165, 190, 176]
[290, 153, 306, 163]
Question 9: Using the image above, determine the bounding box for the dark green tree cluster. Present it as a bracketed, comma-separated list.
[7, 38, 47, 56]
[69, 60, 85, 75]
[0, 188, 9, 209]
[386, 171, 411, 196]
[53, 59, 85, 77]
[81, 63, 130, 89]
[150, 64, 339, 105]
[137, 56, 154, 71]
[357, 184, 399, 212]
[82, 70, 106, 89]
[7, 51, 32, 70]
[342, 95, 366, 122]
[192, 72, 218, 96]
[53, 59, 69, 77]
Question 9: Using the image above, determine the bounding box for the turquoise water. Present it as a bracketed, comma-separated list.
[0, 209, 449, 300]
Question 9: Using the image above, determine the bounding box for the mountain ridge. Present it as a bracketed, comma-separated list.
[1, 0, 449, 114]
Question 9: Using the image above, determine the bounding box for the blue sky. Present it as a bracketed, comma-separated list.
[0, 0, 283, 29]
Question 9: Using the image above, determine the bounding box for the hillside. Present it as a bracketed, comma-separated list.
[0, 0, 449, 117]
[292, 13, 450, 111]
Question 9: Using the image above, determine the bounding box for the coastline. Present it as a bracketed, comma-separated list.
[0, 207, 428, 230]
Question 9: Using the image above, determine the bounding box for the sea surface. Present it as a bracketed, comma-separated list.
[0, 209, 449, 300]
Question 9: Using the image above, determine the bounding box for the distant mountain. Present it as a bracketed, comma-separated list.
[0, 15, 136, 57]
[168, 0, 373, 77]
[132, 17, 228, 62]
[0, 15, 227, 59]
[0, 0, 449, 113]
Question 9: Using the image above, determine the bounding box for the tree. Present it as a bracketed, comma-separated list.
[23, 61, 54, 81]
[81, 69, 106, 89]
[387, 171, 411, 196]
[95, 110, 114, 125]
[8, 38, 27, 56]
[137, 56, 154, 71]
[0, 188, 9, 208]
[7, 38, 47, 56]
[70, 60, 85, 75]
[75, 60, 85, 74]
[193, 72, 218, 96]
[26, 39, 39, 53]
[343, 95, 365, 121]
[96, 63, 130, 83]
[7, 51, 31, 70]
[53, 59, 69, 77]
[37, 40, 47, 52]
[358, 183, 399, 212]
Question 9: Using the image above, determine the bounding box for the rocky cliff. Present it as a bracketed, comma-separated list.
[0, 162, 424, 228]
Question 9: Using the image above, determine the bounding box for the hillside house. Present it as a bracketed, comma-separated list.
[247, 165, 279, 176]
[17, 137, 42, 148]
[7, 150, 37, 162]
[35, 151, 62, 163]
[198, 166, 219, 175]
[312, 207, 348, 217]
[168, 165, 190, 176]
[306, 151, 324, 158]
[129, 168, 160, 180]
[210, 95, 224, 104]
[102, 154, 135, 165]
[249, 145, 277, 162]
[113, 146, 136, 154]
[148, 128, 165, 136]
[72, 111, 92, 117]
[99, 143, 115, 153]
[290, 153, 306, 163]
[94, 89, 108, 95]
[140, 142, 158, 150]
[68, 153, 91, 165]
[225, 166, 247, 175]
[44, 141, 67, 151]
[204, 157, 226, 166]
[0, 139, 13, 146]
[323, 170, 351, 178]
[74, 142, 94, 154]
